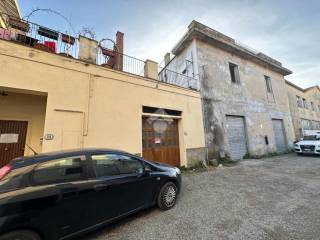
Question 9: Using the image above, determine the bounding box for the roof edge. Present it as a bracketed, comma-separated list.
[172, 20, 292, 76]
[285, 80, 320, 92]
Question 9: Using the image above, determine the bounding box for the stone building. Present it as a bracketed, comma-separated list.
[285, 81, 320, 138]
[162, 20, 295, 160]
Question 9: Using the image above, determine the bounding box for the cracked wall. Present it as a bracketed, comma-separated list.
[196, 41, 295, 159]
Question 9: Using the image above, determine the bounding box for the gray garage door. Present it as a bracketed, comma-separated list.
[226, 116, 247, 160]
[272, 119, 287, 152]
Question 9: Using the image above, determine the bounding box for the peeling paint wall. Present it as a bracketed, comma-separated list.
[162, 40, 200, 90]
[286, 84, 320, 139]
[168, 39, 295, 159]
[197, 41, 295, 158]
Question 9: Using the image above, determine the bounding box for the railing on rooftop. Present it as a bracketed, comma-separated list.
[0, 13, 145, 77]
[158, 67, 198, 90]
[96, 47, 145, 77]
[0, 13, 79, 59]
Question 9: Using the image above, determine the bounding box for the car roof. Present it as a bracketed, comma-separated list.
[10, 148, 133, 165]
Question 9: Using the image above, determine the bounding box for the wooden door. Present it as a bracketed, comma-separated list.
[0, 120, 28, 167]
[142, 117, 180, 167]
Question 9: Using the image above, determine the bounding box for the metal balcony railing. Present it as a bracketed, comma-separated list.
[0, 13, 79, 58]
[0, 13, 145, 77]
[158, 67, 198, 90]
[97, 47, 145, 77]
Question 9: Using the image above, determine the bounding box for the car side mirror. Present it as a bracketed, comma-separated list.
[145, 166, 152, 174]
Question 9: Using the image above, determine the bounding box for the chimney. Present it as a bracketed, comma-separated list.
[164, 52, 171, 66]
[115, 31, 124, 71]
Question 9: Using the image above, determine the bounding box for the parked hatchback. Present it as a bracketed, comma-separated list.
[0, 148, 181, 240]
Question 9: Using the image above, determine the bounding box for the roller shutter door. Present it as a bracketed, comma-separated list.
[226, 116, 247, 160]
[272, 119, 287, 152]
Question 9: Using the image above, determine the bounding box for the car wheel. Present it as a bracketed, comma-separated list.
[0, 230, 41, 240]
[157, 182, 178, 210]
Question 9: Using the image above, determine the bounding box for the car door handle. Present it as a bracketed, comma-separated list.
[94, 183, 109, 192]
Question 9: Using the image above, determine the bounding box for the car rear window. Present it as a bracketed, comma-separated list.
[32, 155, 86, 185]
[0, 165, 33, 193]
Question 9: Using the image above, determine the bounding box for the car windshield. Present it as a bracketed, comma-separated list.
[303, 135, 320, 141]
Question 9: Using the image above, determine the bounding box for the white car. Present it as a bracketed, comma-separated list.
[294, 135, 320, 155]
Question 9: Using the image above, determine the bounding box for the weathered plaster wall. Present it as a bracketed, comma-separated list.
[0, 39, 205, 167]
[195, 41, 295, 158]
[163, 40, 199, 89]
[286, 84, 320, 138]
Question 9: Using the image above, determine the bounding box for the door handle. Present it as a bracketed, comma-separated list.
[94, 183, 109, 192]
[4, 147, 8, 151]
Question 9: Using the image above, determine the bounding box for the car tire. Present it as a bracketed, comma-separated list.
[0, 230, 41, 240]
[157, 182, 178, 210]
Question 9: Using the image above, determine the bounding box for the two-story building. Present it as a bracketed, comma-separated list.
[162, 20, 295, 160]
[0, 12, 206, 168]
[286, 81, 320, 138]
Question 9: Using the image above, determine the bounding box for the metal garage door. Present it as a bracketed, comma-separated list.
[226, 116, 247, 160]
[272, 119, 287, 152]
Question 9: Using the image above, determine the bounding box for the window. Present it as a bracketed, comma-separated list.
[310, 101, 315, 111]
[91, 154, 144, 178]
[32, 156, 85, 185]
[296, 96, 303, 108]
[229, 62, 240, 84]
[302, 98, 308, 109]
[264, 76, 273, 93]
[0, 165, 33, 193]
[301, 119, 312, 130]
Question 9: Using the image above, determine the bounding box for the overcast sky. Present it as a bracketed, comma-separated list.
[19, 0, 319, 88]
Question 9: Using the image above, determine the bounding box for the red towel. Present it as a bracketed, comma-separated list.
[44, 41, 56, 53]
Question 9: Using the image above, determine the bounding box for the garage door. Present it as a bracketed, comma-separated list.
[226, 116, 247, 160]
[272, 119, 287, 152]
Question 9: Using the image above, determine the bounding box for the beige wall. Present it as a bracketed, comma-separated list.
[0, 91, 47, 155]
[286, 83, 320, 138]
[0, 39, 205, 166]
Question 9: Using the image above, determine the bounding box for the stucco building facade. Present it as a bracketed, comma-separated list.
[286, 81, 320, 138]
[163, 21, 295, 160]
[0, 15, 206, 167]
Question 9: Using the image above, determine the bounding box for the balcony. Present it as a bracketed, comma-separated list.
[0, 13, 198, 90]
[158, 67, 198, 90]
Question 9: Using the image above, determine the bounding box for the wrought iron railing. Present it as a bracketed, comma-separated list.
[0, 12, 146, 77]
[96, 47, 145, 77]
[158, 67, 198, 90]
[0, 13, 79, 58]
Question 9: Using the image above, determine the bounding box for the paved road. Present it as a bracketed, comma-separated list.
[81, 154, 320, 240]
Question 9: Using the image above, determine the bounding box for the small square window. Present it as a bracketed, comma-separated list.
[229, 62, 240, 84]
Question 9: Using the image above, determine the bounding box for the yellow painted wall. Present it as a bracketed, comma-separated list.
[0, 39, 205, 166]
[0, 91, 47, 155]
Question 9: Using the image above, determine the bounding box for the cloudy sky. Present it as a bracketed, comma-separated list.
[19, 0, 319, 88]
